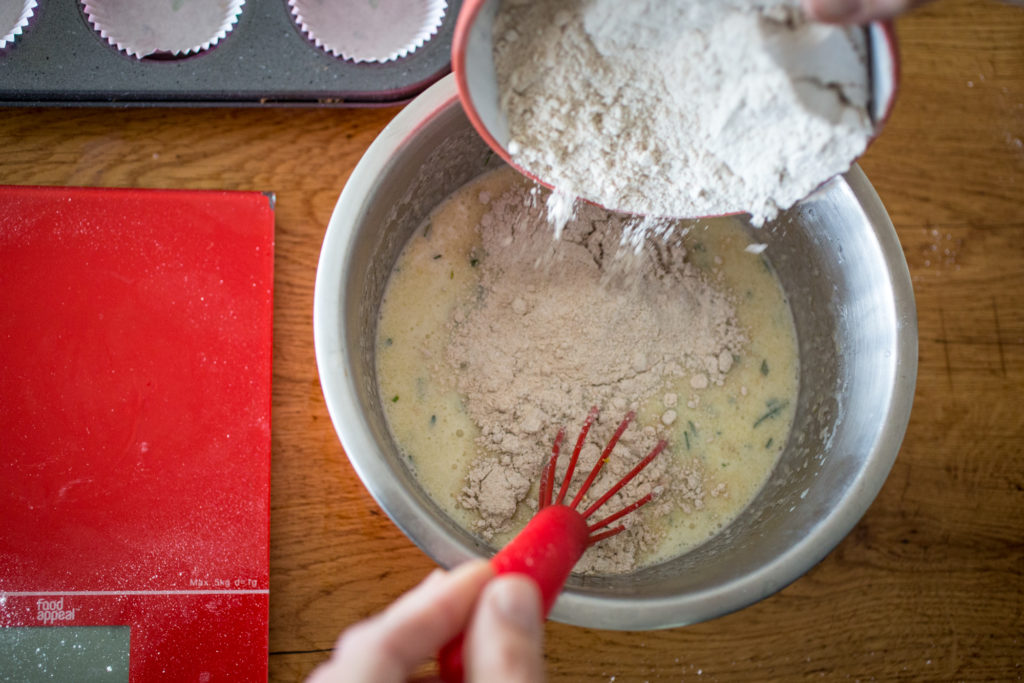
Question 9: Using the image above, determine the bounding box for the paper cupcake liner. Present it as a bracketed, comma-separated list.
[0, 0, 37, 50]
[289, 0, 447, 64]
[82, 0, 245, 59]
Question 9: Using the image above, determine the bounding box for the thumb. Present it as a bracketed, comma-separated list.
[803, 0, 923, 23]
[465, 575, 545, 683]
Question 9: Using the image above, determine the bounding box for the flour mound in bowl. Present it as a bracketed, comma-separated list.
[449, 182, 747, 571]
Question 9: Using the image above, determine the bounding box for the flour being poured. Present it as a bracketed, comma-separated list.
[495, 0, 873, 226]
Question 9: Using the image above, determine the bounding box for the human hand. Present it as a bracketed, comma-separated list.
[308, 560, 545, 683]
[802, 0, 934, 23]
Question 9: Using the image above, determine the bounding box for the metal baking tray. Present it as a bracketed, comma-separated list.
[0, 0, 461, 106]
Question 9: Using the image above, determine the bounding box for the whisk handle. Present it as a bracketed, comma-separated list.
[490, 504, 589, 612]
[438, 504, 589, 682]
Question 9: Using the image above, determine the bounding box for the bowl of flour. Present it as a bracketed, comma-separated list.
[452, 0, 898, 227]
[313, 74, 916, 629]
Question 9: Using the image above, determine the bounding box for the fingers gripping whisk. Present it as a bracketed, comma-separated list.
[438, 408, 668, 683]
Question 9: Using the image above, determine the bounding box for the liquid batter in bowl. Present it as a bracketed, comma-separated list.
[376, 167, 799, 574]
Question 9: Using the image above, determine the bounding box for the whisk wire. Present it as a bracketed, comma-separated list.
[538, 410, 667, 544]
[587, 491, 654, 533]
[581, 439, 667, 520]
[555, 405, 598, 506]
[587, 526, 626, 547]
[538, 428, 564, 509]
[568, 410, 636, 510]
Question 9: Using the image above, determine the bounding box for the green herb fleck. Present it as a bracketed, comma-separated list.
[384, 337, 393, 347]
[391, 395, 399, 403]
[470, 258, 479, 267]
[484, 150, 495, 166]
[433, 254, 442, 260]
[754, 400, 789, 428]
[422, 222, 432, 238]
[430, 415, 437, 426]
[765, 437, 774, 449]
[692, 242, 706, 253]
[760, 359, 770, 376]
[688, 420, 698, 437]
[684, 431, 691, 450]
[450, 270, 454, 280]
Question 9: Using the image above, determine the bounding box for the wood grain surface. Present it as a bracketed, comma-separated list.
[1, 0, 1021, 680]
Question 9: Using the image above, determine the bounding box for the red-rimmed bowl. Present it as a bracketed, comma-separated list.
[451, 0, 900, 218]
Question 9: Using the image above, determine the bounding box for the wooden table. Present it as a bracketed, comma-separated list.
[2, 1, 1021, 679]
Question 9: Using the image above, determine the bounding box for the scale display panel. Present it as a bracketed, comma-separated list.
[0, 186, 275, 681]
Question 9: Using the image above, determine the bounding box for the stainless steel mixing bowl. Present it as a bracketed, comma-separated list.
[313, 74, 917, 630]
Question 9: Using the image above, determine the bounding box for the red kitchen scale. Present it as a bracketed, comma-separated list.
[0, 186, 274, 681]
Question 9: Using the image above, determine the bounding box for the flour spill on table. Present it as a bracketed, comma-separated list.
[376, 168, 799, 573]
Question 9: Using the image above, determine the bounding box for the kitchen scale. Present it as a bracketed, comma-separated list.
[0, 186, 275, 681]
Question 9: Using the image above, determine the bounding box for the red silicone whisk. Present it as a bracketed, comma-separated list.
[438, 407, 667, 682]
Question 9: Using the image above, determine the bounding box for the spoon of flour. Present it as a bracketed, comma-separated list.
[451, 0, 898, 226]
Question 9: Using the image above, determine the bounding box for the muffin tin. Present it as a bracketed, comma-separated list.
[0, 0, 460, 106]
